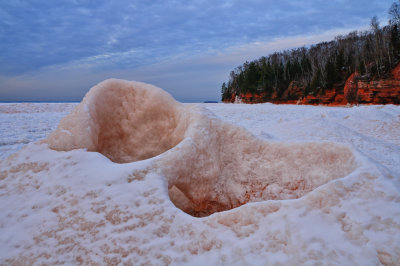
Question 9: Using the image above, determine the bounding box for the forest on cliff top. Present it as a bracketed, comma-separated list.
[221, 1, 400, 103]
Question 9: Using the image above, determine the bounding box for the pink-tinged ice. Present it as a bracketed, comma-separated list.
[46, 79, 356, 216]
[47, 79, 187, 163]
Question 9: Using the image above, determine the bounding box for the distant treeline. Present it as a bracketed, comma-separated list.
[221, 1, 400, 102]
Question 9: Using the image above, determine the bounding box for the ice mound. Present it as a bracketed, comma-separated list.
[47, 79, 356, 217]
[162, 110, 356, 216]
[47, 79, 187, 163]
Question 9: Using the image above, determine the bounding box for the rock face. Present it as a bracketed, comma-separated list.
[345, 64, 400, 104]
[237, 92, 267, 104]
[299, 83, 347, 106]
[225, 64, 400, 105]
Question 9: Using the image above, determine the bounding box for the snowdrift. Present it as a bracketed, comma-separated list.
[1, 80, 399, 264]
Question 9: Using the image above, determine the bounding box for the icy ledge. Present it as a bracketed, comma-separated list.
[0, 79, 399, 264]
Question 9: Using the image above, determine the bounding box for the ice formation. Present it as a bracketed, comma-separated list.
[162, 112, 356, 216]
[1, 80, 399, 264]
[47, 79, 356, 216]
[47, 79, 186, 163]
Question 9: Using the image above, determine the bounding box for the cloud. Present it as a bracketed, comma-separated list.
[0, 27, 370, 102]
[0, 0, 394, 74]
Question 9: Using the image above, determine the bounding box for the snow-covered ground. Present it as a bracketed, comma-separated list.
[0, 81, 399, 265]
[0, 103, 77, 159]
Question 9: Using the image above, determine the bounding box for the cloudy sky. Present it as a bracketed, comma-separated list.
[0, 0, 395, 102]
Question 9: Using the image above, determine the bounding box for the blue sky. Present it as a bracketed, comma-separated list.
[0, 0, 395, 102]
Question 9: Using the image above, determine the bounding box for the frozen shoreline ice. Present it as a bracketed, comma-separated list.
[0, 81, 399, 264]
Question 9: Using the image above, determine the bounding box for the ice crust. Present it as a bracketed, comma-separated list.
[0, 80, 399, 265]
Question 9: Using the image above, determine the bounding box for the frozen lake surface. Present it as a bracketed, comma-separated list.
[0, 103, 77, 159]
[0, 94, 399, 265]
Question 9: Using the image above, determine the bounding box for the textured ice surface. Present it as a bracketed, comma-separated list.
[0, 103, 76, 159]
[0, 80, 399, 265]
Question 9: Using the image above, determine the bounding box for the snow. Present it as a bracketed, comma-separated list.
[0, 80, 399, 265]
[0, 103, 76, 159]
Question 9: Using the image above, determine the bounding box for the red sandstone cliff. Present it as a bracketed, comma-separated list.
[226, 64, 400, 105]
[343, 64, 400, 105]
